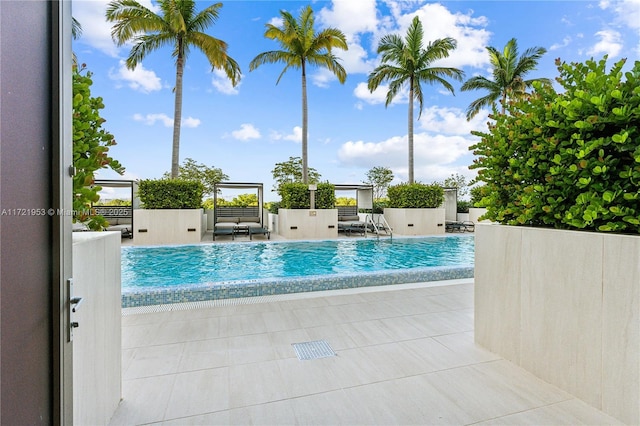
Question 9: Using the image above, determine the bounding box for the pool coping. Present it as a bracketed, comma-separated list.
[121, 265, 474, 308]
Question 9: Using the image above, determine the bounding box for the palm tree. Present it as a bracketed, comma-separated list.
[461, 38, 551, 120]
[367, 16, 464, 184]
[106, 0, 241, 178]
[249, 5, 347, 184]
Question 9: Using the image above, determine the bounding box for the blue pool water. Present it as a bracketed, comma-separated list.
[122, 235, 474, 291]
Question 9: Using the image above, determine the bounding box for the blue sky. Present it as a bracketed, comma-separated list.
[72, 0, 640, 201]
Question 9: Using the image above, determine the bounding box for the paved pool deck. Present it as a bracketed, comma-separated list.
[109, 279, 621, 425]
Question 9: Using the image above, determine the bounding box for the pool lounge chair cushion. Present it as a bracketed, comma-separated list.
[217, 217, 238, 223]
[238, 216, 262, 228]
[338, 215, 361, 222]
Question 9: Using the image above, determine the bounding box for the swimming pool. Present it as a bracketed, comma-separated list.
[122, 235, 474, 307]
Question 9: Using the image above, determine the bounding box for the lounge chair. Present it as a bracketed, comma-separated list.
[338, 215, 367, 236]
[213, 217, 237, 240]
[445, 220, 475, 233]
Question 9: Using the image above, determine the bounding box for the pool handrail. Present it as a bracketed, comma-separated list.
[364, 214, 393, 239]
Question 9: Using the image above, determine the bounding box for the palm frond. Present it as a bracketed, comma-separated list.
[106, 0, 166, 46]
[466, 93, 497, 120]
[189, 2, 221, 33]
[405, 16, 424, 59]
[125, 33, 173, 68]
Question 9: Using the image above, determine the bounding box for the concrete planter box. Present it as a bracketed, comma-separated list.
[383, 208, 445, 235]
[278, 209, 338, 239]
[268, 213, 279, 234]
[205, 208, 215, 230]
[475, 224, 640, 425]
[133, 209, 206, 245]
[72, 232, 121, 425]
[469, 208, 488, 224]
[457, 212, 470, 222]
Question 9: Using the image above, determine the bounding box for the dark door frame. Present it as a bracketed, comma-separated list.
[52, 0, 75, 423]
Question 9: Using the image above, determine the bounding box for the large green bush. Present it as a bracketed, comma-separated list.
[470, 57, 640, 233]
[138, 179, 204, 209]
[279, 182, 336, 209]
[469, 185, 488, 207]
[73, 65, 124, 230]
[387, 183, 444, 208]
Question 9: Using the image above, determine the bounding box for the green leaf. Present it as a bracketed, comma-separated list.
[612, 132, 628, 143]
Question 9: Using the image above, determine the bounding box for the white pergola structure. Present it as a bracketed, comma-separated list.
[333, 184, 374, 212]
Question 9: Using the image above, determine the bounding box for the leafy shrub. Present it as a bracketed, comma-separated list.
[279, 182, 336, 209]
[469, 185, 488, 207]
[470, 56, 640, 233]
[265, 201, 281, 214]
[138, 179, 203, 209]
[370, 198, 389, 214]
[457, 201, 472, 213]
[202, 198, 215, 210]
[387, 183, 444, 208]
[73, 65, 124, 230]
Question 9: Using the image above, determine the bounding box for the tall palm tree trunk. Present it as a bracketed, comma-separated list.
[301, 60, 309, 184]
[171, 49, 185, 179]
[408, 77, 415, 184]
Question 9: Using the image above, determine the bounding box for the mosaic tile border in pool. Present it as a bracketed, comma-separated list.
[121, 265, 474, 308]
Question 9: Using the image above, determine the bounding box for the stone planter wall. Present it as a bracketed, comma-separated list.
[383, 208, 445, 235]
[468, 208, 489, 224]
[133, 209, 205, 245]
[277, 209, 338, 239]
[457, 213, 470, 222]
[72, 232, 121, 425]
[474, 224, 639, 425]
[268, 213, 279, 234]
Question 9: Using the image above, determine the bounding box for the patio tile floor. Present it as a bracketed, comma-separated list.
[109, 279, 622, 425]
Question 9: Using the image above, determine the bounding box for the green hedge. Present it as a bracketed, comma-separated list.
[279, 182, 336, 209]
[470, 56, 640, 233]
[138, 179, 204, 209]
[457, 201, 472, 213]
[387, 183, 444, 208]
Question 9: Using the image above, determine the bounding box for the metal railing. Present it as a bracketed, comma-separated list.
[364, 214, 392, 239]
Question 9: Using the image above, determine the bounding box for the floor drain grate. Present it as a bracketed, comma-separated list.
[292, 340, 336, 360]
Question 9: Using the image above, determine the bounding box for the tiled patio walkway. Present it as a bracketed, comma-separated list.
[110, 279, 621, 425]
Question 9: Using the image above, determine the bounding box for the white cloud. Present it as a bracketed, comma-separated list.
[270, 126, 303, 143]
[588, 29, 623, 57]
[337, 104, 485, 181]
[610, 0, 640, 53]
[337, 132, 475, 182]
[418, 106, 489, 136]
[182, 117, 201, 128]
[268, 16, 283, 27]
[133, 113, 173, 127]
[319, 1, 491, 78]
[393, 4, 492, 69]
[132, 113, 200, 128]
[231, 123, 261, 141]
[72, 0, 119, 57]
[353, 82, 408, 105]
[550, 36, 572, 51]
[211, 69, 241, 95]
[599, 0, 612, 8]
[72, 0, 159, 57]
[318, 0, 378, 37]
[613, 0, 640, 30]
[109, 60, 162, 93]
[310, 69, 335, 88]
